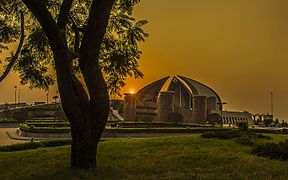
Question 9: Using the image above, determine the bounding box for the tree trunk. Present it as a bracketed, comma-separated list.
[67, 78, 109, 168]
[70, 120, 99, 168]
[69, 109, 108, 168]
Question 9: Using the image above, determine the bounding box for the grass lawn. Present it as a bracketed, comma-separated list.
[1, 134, 288, 179]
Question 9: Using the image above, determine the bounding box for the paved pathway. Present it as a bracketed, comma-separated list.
[0, 127, 26, 145]
[0, 123, 28, 145]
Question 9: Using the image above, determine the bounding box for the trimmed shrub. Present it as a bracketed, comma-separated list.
[256, 134, 272, 140]
[251, 140, 288, 161]
[117, 122, 212, 128]
[201, 130, 241, 139]
[281, 128, 288, 134]
[237, 122, 248, 131]
[0, 117, 17, 123]
[20, 123, 70, 133]
[235, 135, 255, 146]
[19, 123, 30, 131]
[201, 130, 271, 146]
[0, 140, 72, 152]
[104, 128, 224, 134]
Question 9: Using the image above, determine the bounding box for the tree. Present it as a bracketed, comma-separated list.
[263, 118, 273, 127]
[1, 0, 147, 168]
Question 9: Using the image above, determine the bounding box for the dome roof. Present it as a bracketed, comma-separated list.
[136, 75, 222, 110]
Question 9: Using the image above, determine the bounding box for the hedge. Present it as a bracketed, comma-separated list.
[117, 122, 212, 128]
[0, 140, 72, 152]
[251, 140, 288, 161]
[20, 123, 70, 133]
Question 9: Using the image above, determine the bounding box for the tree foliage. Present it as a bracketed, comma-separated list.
[0, 0, 148, 94]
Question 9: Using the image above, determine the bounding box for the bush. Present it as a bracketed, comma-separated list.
[237, 122, 248, 131]
[104, 128, 223, 134]
[19, 123, 30, 131]
[235, 135, 255, 146]
[281, 128, 288, 134]
[201, 130, 271, 146]
[256, 134, 272, 140]
[19, 123, 70, 133]
[251, 140, 288, 161]
[117, 122, 211, 128]
[0, 117, 17, 122]
[0, 140, 72, 152]
[201, 130, 241, 139]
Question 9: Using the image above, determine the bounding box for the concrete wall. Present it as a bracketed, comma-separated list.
[176, 107, 193, 123]
[192, 96, 207, 124]
[157, 91, 175, 122]
[123, 93, 137, 122]
[207, 96, 217, 114]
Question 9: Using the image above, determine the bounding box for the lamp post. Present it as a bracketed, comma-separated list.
[144, 99, 152, 128]
[270, 92, 273, 119]
[217, 102, 227, 128]
[18, 89, 21, 103]
[53, 95, 59, 127]
[43, 78, 49, 104]
[46, 86, 49, 105]
[46, 93, 49, 104]
[14, 86, 17, 105]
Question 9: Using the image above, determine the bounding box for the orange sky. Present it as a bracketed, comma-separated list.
[1, 0, 288, 120]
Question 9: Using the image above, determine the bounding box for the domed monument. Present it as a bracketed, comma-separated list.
[123, 75, 252, 125]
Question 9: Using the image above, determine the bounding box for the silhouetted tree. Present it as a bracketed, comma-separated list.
[1, 0, 147, 168]
[236, 121, 248, 131]
[275, 119, 279, 125]
[263, 118, 273, 127]
[281, 120, 288, 127]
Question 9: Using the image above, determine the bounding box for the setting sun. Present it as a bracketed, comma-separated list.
[130, 89, 135, 94]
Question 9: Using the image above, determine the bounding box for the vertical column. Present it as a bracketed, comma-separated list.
[192, 96, 207, 123]
[207, 96, 217, 114]
[157, 91, 175, 122]
[123, 93, 136, 122]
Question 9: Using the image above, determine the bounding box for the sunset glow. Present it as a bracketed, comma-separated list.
[129, 89, 135, 94]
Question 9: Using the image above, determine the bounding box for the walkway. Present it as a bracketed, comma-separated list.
[0, 123, 27, 145]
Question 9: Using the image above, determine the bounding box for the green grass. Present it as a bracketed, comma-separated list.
[1, 134, 288, 179]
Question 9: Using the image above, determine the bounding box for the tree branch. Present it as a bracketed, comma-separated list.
[70, 15, 80, 57]
[79, 0, 115, 98]
[21, 0, 60, 52]
[57, 0, 74, 30]
[0, 11, 25, 83]
[22, 0, 89, 123]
